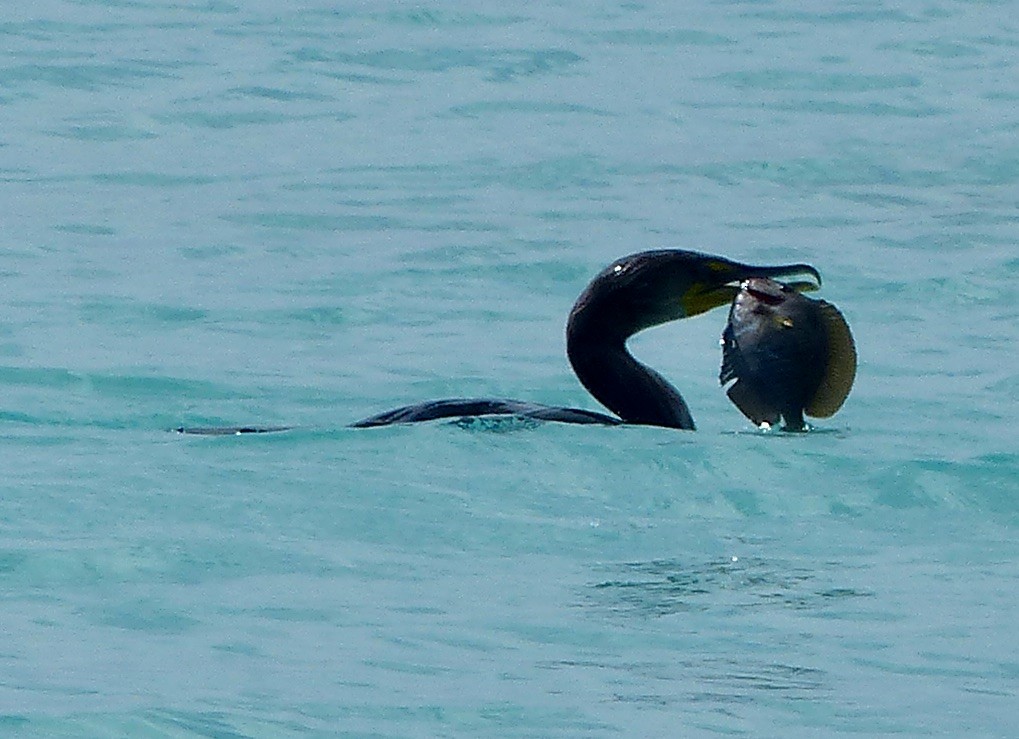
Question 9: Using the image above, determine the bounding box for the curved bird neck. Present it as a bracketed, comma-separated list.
[566, 314, 695, 430]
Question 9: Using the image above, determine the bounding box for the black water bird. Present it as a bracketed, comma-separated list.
[720, 277, 857, 431]
[352, 250, 822, 431]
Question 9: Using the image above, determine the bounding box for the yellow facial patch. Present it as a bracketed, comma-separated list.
[682, 284, 739, 317]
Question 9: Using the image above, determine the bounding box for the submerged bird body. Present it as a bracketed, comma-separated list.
[350, 399, 621, 427]
[352, 250, 821, 430]
[720, 277, 856, 431]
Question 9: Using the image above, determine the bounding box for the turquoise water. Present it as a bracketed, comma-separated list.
[2, 1, 1018, 736]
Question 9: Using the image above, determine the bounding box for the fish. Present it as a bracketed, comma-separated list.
[719, 277, 857, 431]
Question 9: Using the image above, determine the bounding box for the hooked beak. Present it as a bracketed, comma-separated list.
[681, 259, 822, 317]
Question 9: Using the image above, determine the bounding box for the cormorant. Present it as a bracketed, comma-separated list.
[352, 250, 822, 430]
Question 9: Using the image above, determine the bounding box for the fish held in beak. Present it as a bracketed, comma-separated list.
[719, 278, 856, 431]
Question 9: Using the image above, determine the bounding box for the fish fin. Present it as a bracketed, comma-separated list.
[805, 301, 857, 418]
[720, 322, 778, 425]
[726, 381, 781, 427]
[719, 323, 741, 386]
[720, 321, 781, 426]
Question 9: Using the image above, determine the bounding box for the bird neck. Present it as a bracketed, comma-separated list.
[566, 319, 695, 430]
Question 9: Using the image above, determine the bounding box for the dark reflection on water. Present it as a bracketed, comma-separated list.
[538, 655, 828, 706]
[690, 658, 827, 698]
[566, 557, 860, 707]
[586, 556, 872, 617]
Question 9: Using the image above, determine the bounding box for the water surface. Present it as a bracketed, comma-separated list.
[2, 1, 1017, 736]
